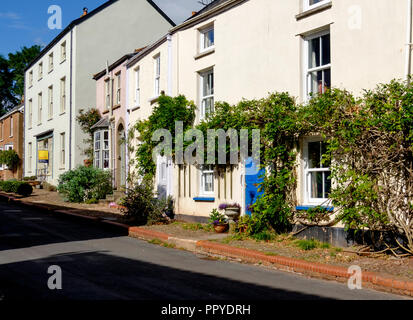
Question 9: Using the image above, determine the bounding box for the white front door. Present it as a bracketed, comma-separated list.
[156, 155, 173, 200]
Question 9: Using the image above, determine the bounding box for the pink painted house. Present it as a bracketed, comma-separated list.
[92, 53, 134, 190]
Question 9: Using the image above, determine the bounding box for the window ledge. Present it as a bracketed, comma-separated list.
[48, 69, 53, 74]
[60, 59, 66, 65]
[102, 109, 110, 114]
[148, 96, 160, 104]
[129, 105, 140, 112]
[296, 205, 334, 212]
[59, 112, 66, 116]
[296, 2, 332, 20]
[113, 104, 121, 111]
[193, 197, 215, 202]
[194, 48, 215, 60]
[47, 118, 53, 122]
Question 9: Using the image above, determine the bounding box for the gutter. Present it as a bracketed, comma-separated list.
[406, 0, 412, 84]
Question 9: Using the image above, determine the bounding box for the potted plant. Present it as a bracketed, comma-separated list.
[209, 209, 229, 233]
[219, 202, 241, 222]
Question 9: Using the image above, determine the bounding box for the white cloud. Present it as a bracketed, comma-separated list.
[152, 0, 205, 24]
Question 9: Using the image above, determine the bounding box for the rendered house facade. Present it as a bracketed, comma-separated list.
[126, 0, 413, 223]
[23, 0, 175, 184]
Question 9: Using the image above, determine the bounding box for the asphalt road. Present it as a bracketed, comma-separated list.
[0, 200, 408, 301]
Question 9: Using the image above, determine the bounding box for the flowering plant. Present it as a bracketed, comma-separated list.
[208, 209, 228, 226]
[218, 203, 241, 210]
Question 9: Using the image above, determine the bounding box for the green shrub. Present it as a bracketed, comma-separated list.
[251, 231, 276, 242]
[120, 179, 168, 225]
[0, 180, 33, 197]
[16, 183, 33, 197]
[57, 166, 112, 203]
[295, 239, 318, 251]
[23, 176, 37, 181]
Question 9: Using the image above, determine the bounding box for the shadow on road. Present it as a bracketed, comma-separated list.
[0, 250, 337, 301]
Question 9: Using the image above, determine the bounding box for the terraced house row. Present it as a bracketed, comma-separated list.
[22, 0, 413, 238]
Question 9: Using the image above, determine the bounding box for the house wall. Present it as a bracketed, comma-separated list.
[24, 32, 72, 184]
[166, 0, 411, 219]
[0, 110, 24, 180]
[73, 0, 174, 169]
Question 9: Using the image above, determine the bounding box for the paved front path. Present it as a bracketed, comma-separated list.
[0, 201, 407, 300]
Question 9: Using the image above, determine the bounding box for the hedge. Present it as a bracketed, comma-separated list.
[0, 180, 33, 197]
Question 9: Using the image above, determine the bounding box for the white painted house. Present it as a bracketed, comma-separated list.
[126, 0, 413, 229]
[24, 0, 175, 184]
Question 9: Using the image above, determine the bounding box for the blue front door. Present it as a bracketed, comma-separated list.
[245, 157, 265, 216]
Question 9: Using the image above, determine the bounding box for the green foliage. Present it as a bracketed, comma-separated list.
[208, 208, 228, 225]
[76, 108, 102, 160]
[0, 180, 33, 197]
[294, 239, 331, 251]
[57, 166, 112, 203]
[0, 149, 20, 170]
[250, 231, 276, 242]
[23, 176, 37, 181]
[42, 182, 57, 192]
[131, 94, 196, 180]
[120, 178, 168, 225]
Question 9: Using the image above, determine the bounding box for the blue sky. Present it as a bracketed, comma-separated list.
[0, 0, 204, 56]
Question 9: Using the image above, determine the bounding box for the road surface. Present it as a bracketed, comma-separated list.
[0, 200, 407, 300]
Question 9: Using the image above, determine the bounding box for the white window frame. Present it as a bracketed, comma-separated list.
[302, 137, 331, 205]
[60, 132, 65, 168]
[61, 41, 66, 62]
[28, 142, 32, 172]
[154, 54, 161, 97]
[48, 85, 53, 119]
[200, 165, 214, 195]
[48, 52, 54, 72]
[3, 144, 13, 170]
[199, 24, 215, 53]
[104, 79, 111, 110]
[38, 62, 43, 79]
[94, 129, 110, 170]
[199, 68, 214, 120]
[115, 72, 121, 105]
[38, 92, 42, 124]
[28, 99, 33, 128]
[303, 0, 331, 11]
[60, 77, 66, 113]
[9, 117, 13, 137]
[29, 71, 33, 87]
[0, 121, 2, 140]
[303, 29, 331, 101]
[134, 67, 140, 107]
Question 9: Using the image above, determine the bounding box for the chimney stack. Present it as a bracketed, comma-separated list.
[192, 11, 197, 16]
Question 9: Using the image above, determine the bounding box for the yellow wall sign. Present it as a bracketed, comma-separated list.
[38, 150, 49, 163]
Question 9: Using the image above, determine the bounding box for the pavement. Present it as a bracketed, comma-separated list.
[0, 198, 409, 300]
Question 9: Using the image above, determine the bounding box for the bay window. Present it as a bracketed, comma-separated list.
[94, 130, 110, 170]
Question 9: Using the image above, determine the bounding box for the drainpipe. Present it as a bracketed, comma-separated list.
[406, 0, 412, 85]
[167, 33, 173, 96]
[125, 63, 130, 190]
[69, 29, 73, 170]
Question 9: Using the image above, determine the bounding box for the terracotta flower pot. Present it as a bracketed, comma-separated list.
[213, 224, 229, 233]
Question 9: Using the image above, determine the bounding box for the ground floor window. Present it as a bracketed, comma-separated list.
[94, 129, 109, 170]
[200, 165, 214, 195]
[37, 136, 53, 180]
[303, 138, 331, 204]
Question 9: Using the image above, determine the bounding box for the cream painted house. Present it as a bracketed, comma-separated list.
[24, 0, 175, 184]
[126, 0, 412, 228]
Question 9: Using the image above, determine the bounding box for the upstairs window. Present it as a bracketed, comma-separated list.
[134, 68, 140, 107]
[115, 72, 121, 105]
[38, 92, 43, 124]
[60, 77, 66, 113]
[48, 52, 54, 72]
[200, 69, 214, 119]
[304, 30, 331, 99]
[104, 79, 111, 109]
[61, 41, 66, 62]
[28, 99, 33, 128]
[9, 117, 13, 137]
[28, 71, 33, 87]
[304, 0, 331, 11]
[200, 24, 214, 52]
[48, 85, 53, 119]
[38, 62, 43, 79]
[154, 55, 161, 97]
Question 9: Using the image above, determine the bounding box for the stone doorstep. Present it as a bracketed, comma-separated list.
[1, 191, 412, 298]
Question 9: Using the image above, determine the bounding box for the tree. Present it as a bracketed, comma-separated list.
[8, 45, 42, 99]
[0, 45, 41, 115]
[0, 55, 15, 115]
